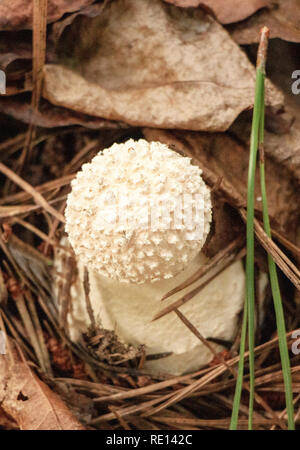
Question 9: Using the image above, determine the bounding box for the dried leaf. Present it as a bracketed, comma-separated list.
[164, 0, 270, 24]
[0, 95, 127, 129]
[0, 407, 18, 429]
[229, 0, 300, 44]
[231, 101, 300, 184]
[43, 0, 282, 132]
[0, 0, 96, 30]
[0, 269, 8, 304]
[0, 35, 32, 70]
[51, 2, 107, 47]
[0, 350, 85, 430]
[202, 199, 243, 258]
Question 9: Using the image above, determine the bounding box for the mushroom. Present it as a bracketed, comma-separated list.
[58, 139, 248, 375]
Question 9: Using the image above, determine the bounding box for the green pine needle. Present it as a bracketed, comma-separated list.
[229, 299, 247, 430]
[230, 27, 295, 430]
[258, 90, 295, 431]
[246, 59, 265, 431]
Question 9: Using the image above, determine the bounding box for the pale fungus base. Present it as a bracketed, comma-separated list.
[55, 242, 247, 376]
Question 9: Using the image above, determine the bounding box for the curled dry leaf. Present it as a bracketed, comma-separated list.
[0, 96, 128, 129]
[51, 2, 107, 47]
[264, 39, 300, 108]
[0, 35, 32, 70]
[0, 269, 8, 304]
[229, 0, 300, 44]
[231, 101, 300, 184]
[0, 407, 18, 429]
[0, 0, 96, 30]
[202, 198, 243, 258]
[263, 127, 300, 184]
[43, 0, 282, 132]
[164, 0, 270, 25]
[0, 350, 85, 430]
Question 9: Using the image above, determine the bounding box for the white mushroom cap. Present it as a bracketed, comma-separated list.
[65, 139, 212, 284]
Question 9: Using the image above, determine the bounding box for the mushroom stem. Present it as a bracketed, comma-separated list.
[55, 242, 249, 375]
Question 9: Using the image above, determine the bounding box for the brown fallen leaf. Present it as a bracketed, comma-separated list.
[0, 407, 18, 429]
[43, 0, 282, 132]
[51, 2, 107, 48]
[229, 0, 300, 43]
[0, 348, 85, 430]
[263, 123, 300, 184]
[0, 0, 96, 30]
[230, 100, 300, 184]
[263, 39, 300, 108]
[202, 197, 243, 258]
[164, 0, 270, 24]
[0, 95, 128, 129]
[0, 33, 32, 70]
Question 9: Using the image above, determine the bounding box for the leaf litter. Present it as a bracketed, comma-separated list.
[43, 0, 283, 132]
